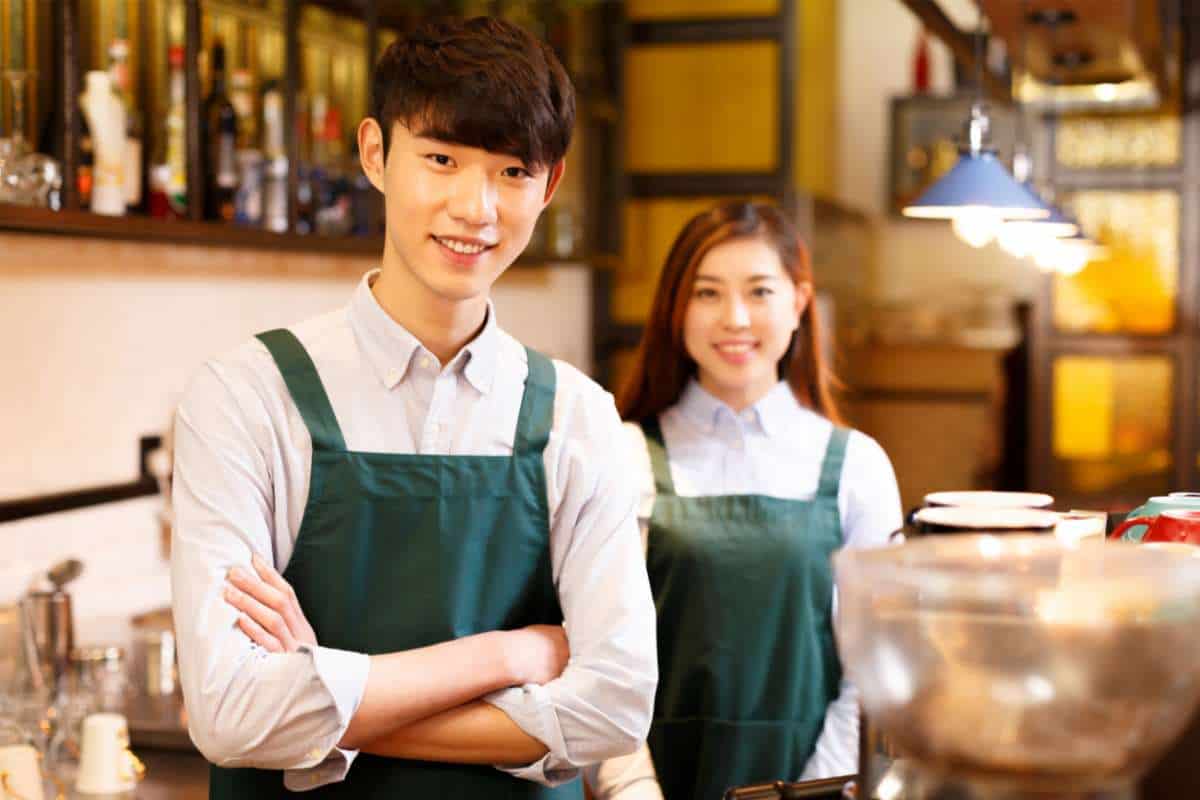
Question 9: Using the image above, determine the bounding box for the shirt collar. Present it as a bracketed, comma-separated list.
[676, 378, 793, 436]
[752, 380, 799, 437]
[349, 269, 501, 395]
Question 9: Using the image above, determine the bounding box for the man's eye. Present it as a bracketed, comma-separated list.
[502, 166, 532, 179]
[426, 154, 453, 167]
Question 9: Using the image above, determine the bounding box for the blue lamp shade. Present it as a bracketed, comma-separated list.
[903, 151, 1052, 220]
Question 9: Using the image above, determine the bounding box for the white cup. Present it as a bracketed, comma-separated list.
[74, 713, 143, 795]
[0, 744, 45, 800]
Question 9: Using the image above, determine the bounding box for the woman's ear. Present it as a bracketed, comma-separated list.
[793, 280, 814, 329]
[358, 118, 386, 193]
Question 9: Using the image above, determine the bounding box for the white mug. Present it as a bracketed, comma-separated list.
[74, 713, 143, 795]
[0, 744, 44, 800]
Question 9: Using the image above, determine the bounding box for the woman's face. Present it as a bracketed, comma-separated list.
[682, 236, 812, 411]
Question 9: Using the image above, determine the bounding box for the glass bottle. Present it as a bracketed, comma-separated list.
[165, 43, 187, 216]
[201, 40, 238, 221]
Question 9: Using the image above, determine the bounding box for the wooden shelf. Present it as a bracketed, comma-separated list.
[0, 204, 383, 255]
[0, 203, 592, 266]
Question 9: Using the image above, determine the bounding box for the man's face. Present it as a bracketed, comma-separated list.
[360, 118, 564, 303]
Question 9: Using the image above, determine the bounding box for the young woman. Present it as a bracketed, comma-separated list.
[587, 202, 902, 799]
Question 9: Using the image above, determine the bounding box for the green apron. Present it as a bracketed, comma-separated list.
[642, 417, 846, 800]
[209, 328, 583, 799]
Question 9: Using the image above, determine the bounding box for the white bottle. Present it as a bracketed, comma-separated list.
[79, 71, 127, 216]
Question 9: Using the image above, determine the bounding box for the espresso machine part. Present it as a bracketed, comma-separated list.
[838, 535, 1200, 800]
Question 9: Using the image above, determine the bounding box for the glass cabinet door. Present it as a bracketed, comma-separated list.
[1051, 354, 1174, 504]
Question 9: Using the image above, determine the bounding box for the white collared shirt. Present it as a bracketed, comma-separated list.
[587, 379, 901, 799]
[170, 270, 657, 789]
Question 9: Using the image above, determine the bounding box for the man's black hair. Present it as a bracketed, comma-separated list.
[370, 16, 576, 171]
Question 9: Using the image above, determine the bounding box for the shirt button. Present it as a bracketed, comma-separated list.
[308, 748, 322, 760]
[386, 368, 400, 384]
[420, 357, 433, 370]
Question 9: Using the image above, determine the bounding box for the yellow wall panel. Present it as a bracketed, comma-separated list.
[798, 0, 836, 196]
[1053, 191, 1178, 335]
[1053, 357, 1114, 460]
[626, 0, 779, 20]
[625, 42, 777, 173]
[1052, 355, 1172, 498]
[617, 196, 771, 322]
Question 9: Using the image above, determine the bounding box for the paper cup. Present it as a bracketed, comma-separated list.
[75, 713, 142, 795]
[0, 744, 45, 800]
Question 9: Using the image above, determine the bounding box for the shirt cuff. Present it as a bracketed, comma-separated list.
[306, 644, 371, 729]
[283, 747, 358, 792]
[484, 683, 580, 786]
[281, 644, 370, 790]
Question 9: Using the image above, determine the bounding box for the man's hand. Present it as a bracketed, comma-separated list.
[223, 554, 569, 686]
[504, 624, 569, 686]
[223, 553, 318, 652]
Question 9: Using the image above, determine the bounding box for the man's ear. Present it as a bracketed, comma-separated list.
[542, 160, 566, 206]
[359, 118, 386, 193]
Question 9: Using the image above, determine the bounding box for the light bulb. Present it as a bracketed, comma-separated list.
[1055, 240, 1091, 275]
[1033, 240, 1065, 273]
[996, 221, 1051, 258]
[1033, 238, 1093, 276]
[951, 208, 1003, 248]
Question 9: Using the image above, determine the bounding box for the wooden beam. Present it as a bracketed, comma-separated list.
[897, 0, 1012, 103]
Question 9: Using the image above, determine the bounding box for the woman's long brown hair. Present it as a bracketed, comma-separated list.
[617, 202, 843, 425]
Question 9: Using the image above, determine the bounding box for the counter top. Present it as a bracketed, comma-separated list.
[131, 749, 209, 800]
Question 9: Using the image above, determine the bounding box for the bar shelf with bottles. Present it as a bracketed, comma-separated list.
[0, 0, 594, 263]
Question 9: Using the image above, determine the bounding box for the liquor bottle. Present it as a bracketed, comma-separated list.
[201, 40, 238, 221]
[107, 0, 142, 212]
[230, 68, 257, 151]
[77, 117, 94, 207]
[164, 44, 187, 216]
[260, 81, 288, 234]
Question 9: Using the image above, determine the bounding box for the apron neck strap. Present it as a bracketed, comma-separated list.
[817, 427, 850, 499]
[256, 329, 348, 452]
[514, 347, 556, 454]
[640, 417, 676, 495]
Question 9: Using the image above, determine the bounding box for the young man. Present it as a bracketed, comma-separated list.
[170, 17, 657, 798]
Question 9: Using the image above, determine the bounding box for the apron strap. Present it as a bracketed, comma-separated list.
[514, 347, 557, 454]
[639, 417, 676, 495]
[816, 426, 850, 499]
[256, 329, 348, 452]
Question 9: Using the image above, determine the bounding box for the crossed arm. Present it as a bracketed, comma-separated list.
[224, 555, 563, 765]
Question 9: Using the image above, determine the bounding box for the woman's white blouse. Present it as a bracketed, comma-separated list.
[586, 379, 903, 798]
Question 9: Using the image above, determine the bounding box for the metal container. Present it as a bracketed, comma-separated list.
[18, 589, 74, 695]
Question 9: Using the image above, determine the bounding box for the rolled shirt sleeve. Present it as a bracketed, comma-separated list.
[485, 365, 658, 785]
[171, 360, 370, 782]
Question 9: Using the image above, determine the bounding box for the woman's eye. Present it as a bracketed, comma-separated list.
[694, 287, 718, 299]
[751, 287, 774, 298]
